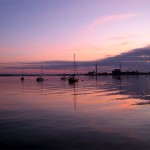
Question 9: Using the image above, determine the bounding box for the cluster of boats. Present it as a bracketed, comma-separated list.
[20, 54, 79, 84]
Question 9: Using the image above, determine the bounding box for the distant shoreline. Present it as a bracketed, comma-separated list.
[0, 73, 150, 77]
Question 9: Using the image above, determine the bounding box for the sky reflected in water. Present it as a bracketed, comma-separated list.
[0, 76, 150, 149]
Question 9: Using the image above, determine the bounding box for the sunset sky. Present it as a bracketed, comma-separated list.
[0, 0, 150, 73]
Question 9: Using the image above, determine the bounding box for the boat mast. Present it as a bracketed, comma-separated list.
[95, 63, 97, 76]
[64, 66, 66, 76]
[95, 63, 97, 80]
[74, 53, 75, 76]
[22, 67, 24, 77]
[41, 65, 43, 77]
[120, 61, 122, 74]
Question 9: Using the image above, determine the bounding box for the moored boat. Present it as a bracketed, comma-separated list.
[20, 67, 24, 81]
[68, 54, 79, 83]
[36, 65, 44, 82]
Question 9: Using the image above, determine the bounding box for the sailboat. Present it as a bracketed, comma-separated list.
[61, 75, 67, 80]
[61, 67, 67, 80]
[68, 54, 79, 83]
[20, 67, 24, 81]
[36, 65, 44, 82]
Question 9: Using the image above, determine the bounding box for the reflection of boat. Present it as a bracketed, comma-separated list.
[20, 68, 24, 81]
[68, 54, 79, 83]
[69, 82, 77, 111]
[117, 76, 122, 80]
[36, 65, 44, 82]
[73, 83, 77, 112]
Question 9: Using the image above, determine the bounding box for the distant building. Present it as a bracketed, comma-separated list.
[86, 71, 96, 76]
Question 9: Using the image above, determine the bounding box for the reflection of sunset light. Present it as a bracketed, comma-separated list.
[77, 92, 138, 112]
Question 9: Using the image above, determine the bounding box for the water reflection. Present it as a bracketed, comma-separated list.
[0, 76, 150, 149]
[21, 79, 24, 90]
[110, 75, 150, 104]
[72, 83, 77, 112]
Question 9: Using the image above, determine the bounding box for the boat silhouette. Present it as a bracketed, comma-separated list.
[20, 67, 24, 81]
[68, 54, 79, 83]
[36, 65, 44, 82]
[61, 67, 67, 80]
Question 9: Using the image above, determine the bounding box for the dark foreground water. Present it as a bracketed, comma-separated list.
[1, 75, 150, 150]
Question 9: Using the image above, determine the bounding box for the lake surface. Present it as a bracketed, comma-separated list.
[1, 75, 150, 150]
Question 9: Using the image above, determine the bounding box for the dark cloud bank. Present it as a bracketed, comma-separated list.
[1, 46, 150, 73]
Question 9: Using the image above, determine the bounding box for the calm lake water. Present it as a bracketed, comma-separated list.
[1, 75, 150, 150]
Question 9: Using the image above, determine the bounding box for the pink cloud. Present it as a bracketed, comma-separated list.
[86, 13, 140, 31]
[107, 35, 137, 41]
